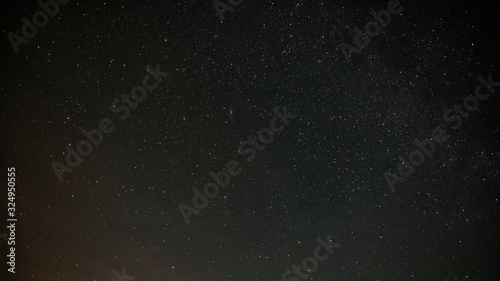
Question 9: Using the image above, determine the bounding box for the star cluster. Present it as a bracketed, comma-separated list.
[0, 1, 499, 280]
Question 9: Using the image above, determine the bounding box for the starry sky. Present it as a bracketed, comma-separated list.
[1, 0, 499, 280]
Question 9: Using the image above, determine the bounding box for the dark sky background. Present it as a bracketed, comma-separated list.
[1, 0, 499, 280]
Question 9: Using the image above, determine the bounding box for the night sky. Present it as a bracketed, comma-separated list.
[1, 0, 499, 280]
